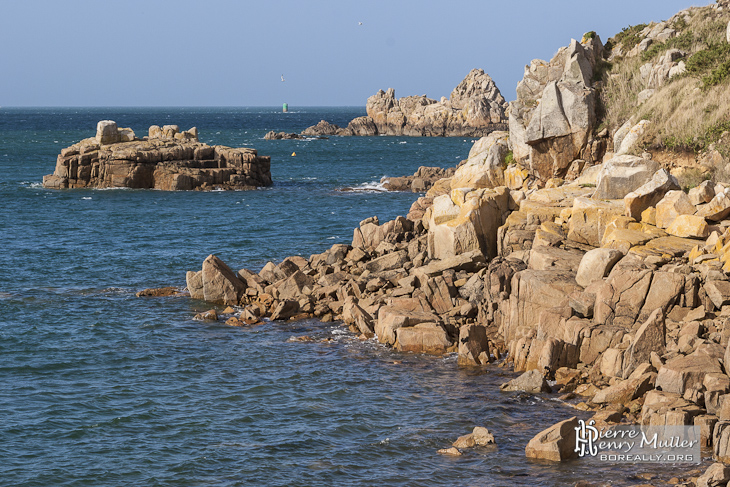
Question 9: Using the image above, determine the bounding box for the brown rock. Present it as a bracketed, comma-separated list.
[395, 323, 451, 355]
[655, 190, 695, 229]
[202, 254, 246, 306]
[624, 168, 680, 220]
[136, 286, 179, 297]
[525, 416, 579, 462]
[186, 270, 204, 300]
[656, 351, 724, 395]
[500, 369, 551, 394]
[375, 298, 440, 345]
[697, 190, 730, 222]
[194, 309, 218, 321]
[714, 421, 730, 463]
[458, 324, 490, 365]
[622, 308, 666, 378]
[697, 462, 730, 487]
[592, 373, 655, 404]
[276, 271, 314, 300]
[270, 300, 300, 321]
[43, 122, 272, 190]
[705, 280, 730, 309]
[423, 276, 455, 314]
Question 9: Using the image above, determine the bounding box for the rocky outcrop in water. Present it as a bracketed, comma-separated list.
[380, 166, 457, 193]
[363, 69, 507, 137]
[264, 131, 303, 140]
[300, 69, 508, 138]
[43, 121, 272, 190]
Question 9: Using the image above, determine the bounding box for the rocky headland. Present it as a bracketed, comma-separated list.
[43, 121, 272, 190]
[136, 1, 730, 483]
[298, 69, 508, 138]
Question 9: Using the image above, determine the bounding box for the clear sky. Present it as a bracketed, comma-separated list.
[0, 0, 711, 107]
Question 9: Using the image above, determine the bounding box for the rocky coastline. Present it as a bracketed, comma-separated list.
[134, 2, 730, 484]
[294, 69, 508, 138]
[43, 121, 272, 190]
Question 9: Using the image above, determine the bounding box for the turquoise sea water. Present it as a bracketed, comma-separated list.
[0, 108, 703, 486]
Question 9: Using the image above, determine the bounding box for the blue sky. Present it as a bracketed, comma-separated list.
[0, 0, 710, 106]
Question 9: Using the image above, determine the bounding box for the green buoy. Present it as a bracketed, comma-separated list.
[283, 103, 288, 113]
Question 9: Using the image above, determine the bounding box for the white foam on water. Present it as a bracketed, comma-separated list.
[346, 181, 387, 192]
[81, 197, 92, 200]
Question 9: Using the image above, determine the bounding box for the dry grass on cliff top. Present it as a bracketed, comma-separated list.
[637, 77, 730, 151]
[599, 4, 730, 153]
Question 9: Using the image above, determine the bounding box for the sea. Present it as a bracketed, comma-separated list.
[0, 107, 707, 486]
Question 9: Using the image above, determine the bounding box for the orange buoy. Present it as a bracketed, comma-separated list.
[291, 152, 296, 156]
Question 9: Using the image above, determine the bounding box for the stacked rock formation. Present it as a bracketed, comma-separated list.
[300, 69, 508, 138]
[509, 35, 605, 181]
[43, 121, 272, 191]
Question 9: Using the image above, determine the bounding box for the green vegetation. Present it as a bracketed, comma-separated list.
[582, 31, 596, 41]
[605, 23, 648, 52]
[596, 3, 730, 156]
[640, 30, 694, 62]
[660, 117, 730, 153]
[504, 151, 515, 167]
[672, 16, 688, 31]
[685, 42, 730, 74]
[702, 59, 730, 89]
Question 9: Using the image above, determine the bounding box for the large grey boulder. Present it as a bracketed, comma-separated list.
[593, 155, 660, 199]
[509, 37, 603, 181]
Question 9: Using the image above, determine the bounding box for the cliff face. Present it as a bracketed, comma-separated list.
[364, 69, 508, 137]
[42, 121, 272, 191]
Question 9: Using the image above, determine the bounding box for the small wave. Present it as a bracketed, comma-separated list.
[399, 141, 407, 144]
[81, 197, 92, 200]
[340, 181, 387, 193]
[19, 181, 44, 189]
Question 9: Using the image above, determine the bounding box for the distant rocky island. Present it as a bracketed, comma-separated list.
[268, 69, 507, 139]
[43, 121, 272, 190]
